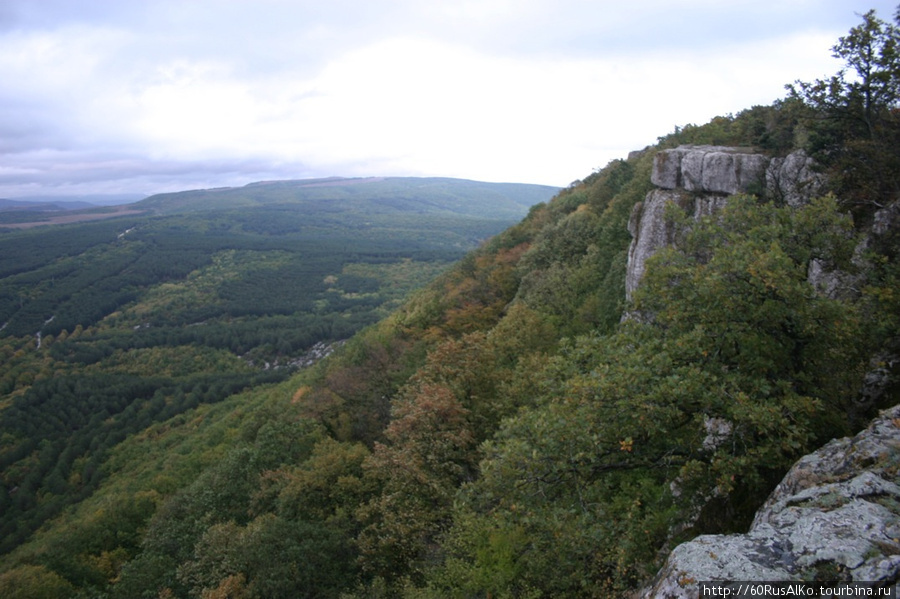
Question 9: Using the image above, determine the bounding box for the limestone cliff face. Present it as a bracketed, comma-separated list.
[630, 155, 900, 597]
[641, 405, 900, 598]
[625, 146, 825, 301]
[650, 146, 770, 196]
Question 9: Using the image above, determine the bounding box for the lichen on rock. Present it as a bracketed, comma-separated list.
[641, 405, 900, 598]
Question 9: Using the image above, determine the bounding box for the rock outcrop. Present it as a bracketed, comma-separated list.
[629, 149, 900, 597]
[641, 405, 900, 598]
[766, 150, 827, 207]
[625, 189, 728, 299]
[650, 146, 769, 196]
[625, 146, 825, 300]
[649, 145, 825, 202]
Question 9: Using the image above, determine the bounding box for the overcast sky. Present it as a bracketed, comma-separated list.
[0, 0, 896, 199]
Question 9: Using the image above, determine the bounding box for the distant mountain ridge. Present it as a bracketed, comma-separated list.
[137, 176, 560, 219]
[0, 198, 96, 212]
[0, 177, 557, 230]
[0, 193, 144, 209]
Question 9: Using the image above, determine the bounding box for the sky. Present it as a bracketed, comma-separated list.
[0, 0, 896, 199]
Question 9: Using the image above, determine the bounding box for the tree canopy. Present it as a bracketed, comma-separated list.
[788, 7, 900, 211]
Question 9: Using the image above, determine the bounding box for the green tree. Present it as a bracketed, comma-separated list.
[788, 9, 900, 138]
[356, 382, 476, 584]
[788, 8, 900, 210]
[426, 195, 869, 597]
[178, 514, 355, 599]
[265, 437, 373, 525]
[0, 565, 74, 599]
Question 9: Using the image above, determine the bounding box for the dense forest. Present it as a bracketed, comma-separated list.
[0, 177, 555, 591]
[2, 8, 900, 599]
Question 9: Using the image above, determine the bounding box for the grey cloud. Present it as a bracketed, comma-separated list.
[0, 149, 315, 196]
[0, 0, 896, 198]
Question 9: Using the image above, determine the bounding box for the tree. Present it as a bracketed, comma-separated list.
[425, 195, 869, 597]
[834, 9, 900, 137]
[0, 565, 74, 599]
[788, 8, 900, 210]
[178, 515, 355, 599]
[789, 9, 900, 139]
[356, 383, 476, 583]
[267, 437, 372, 525]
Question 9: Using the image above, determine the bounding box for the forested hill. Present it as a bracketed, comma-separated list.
[137, 176, 558, 220]
[1, 8, 899, 599]
[0, 177, 557, 229]
[0, 175, 556, 585]
[0, 176, 558, 339]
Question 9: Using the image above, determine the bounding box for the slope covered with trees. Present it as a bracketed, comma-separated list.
[0, 177, 556, 587]
[2, 8, 900, 599]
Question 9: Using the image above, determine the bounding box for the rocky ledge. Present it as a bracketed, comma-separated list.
[642, 405, 900, 598]
[626, 146, 825, 299]
[650, 145, 824, 205]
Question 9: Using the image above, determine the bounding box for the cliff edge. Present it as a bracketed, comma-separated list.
[642, 404, 900, 598]
[633, 147, 900, 597]
[625, 146, 825, 300]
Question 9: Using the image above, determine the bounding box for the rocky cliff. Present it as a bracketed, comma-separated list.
[625, 145, 825, 300]
[631, 147, 900, 598]
[642, 404, 900, 598]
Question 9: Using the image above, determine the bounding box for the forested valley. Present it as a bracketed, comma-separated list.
[0, 177, 556, 595]
[2, 9, 900, 599]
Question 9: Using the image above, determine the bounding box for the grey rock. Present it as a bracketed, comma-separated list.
[651, 146, 769, 196]
[736, 153, 770, 193]
[646, 529, 794, 599]
[700, 151, 739, 194]
[625, 189, 692, 299]
[650, 146, 821, 201]
[642, 405, 900, 599]
[873, 202, 900, 236]
[861, 354, 900, 411]
[692, 194, 730, 219]
[680, 149, 708, 192]
[623, 187, 731, 303]
[807, 258, 861, 301]
[650, 148, 689, 189]
[626, 191, 665, 296]
[629, 147, 832, 305]
[702, 417, 733, 452]
[766, 150, 826, 207]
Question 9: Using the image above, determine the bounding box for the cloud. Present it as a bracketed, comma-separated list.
[0, 0, 894, 198]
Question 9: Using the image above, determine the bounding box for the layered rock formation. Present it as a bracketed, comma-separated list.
[625, 146, 825, 300]
[642, 405, 900, 598]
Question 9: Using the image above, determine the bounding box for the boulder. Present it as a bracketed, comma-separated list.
[641, 405, 900, 598]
